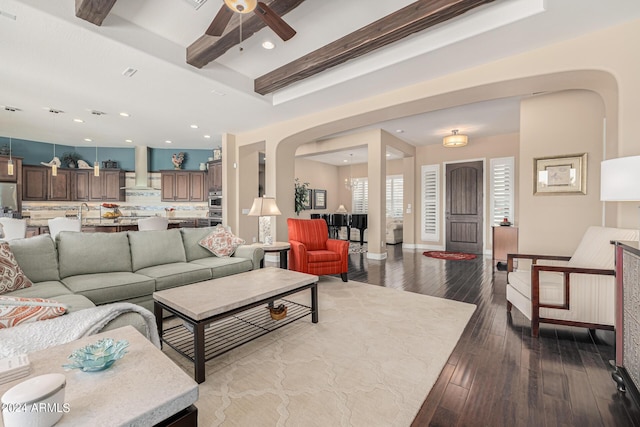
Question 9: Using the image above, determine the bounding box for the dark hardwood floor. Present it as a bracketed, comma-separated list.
[341, 244, 640, 426]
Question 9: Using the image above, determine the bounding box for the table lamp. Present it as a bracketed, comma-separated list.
[248, 196, 281, 245]
[601, 155, 640, 234]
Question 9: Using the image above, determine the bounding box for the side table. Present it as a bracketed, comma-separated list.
[255, 241, 291, 269]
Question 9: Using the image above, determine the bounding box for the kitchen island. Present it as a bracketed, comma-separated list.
[25, 218, 189, 236]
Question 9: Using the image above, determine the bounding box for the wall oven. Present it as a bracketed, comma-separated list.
[208, 191, 222, 226]
[209, 191, 222, 209]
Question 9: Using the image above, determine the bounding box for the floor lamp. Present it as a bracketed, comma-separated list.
[601, 155, 640, 234]
[248, 196, 281, 245]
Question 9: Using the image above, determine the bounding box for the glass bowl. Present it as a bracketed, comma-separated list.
[63, 338, 129, 372]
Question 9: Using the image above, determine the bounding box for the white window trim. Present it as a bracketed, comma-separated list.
[421, 164, 440, 242]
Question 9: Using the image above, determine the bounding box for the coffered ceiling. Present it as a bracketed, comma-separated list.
[2, 0, 640, 164]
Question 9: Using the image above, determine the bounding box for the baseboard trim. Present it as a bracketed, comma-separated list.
[367, 252, 388, 260]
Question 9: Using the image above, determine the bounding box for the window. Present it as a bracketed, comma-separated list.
[421, 164, 440, 242]
[490, 157, 515, 225]
[351, 179, 368, 214]
[386, 175, 403, 218]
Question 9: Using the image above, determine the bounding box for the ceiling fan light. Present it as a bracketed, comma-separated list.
[443, 129, 468, 147]
[224, 0, 257, 13]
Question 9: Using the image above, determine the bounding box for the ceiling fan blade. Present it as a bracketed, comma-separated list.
[254, 2, 296, 41]
[205, 5, 234, 36]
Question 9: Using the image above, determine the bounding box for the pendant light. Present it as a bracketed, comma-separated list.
[6, 107, 15, 176]
[7, 136, 13, 176]
[94, 145, 100, 177]
[344, 154, 355, 191]
[51, 144, 57, 176]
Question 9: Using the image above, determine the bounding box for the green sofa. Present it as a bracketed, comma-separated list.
[5, 227, 264, 315]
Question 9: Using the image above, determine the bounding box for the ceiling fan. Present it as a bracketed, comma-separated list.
[206, 0, 296, 41]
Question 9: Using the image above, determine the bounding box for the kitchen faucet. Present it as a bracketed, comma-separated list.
[78, 203, 89, 225]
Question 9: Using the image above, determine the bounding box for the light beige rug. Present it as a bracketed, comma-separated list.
[163, 277, 475, 426]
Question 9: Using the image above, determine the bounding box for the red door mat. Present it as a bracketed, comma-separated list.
[423, 251, 477, 261]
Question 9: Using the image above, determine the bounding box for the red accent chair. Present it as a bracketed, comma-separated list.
[287, 218, 349, 282]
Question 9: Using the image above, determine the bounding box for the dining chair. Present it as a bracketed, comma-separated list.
[48, 217, 81, 240]
[137, 217, 169, 231]
[0, 218, 27, 240]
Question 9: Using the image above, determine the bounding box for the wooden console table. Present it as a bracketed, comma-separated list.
[492, 226, 518, 270]
[612, 241, 640, 408]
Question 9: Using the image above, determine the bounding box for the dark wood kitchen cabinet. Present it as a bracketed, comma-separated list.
[161, 171, 205, 202]
[23, 165, 72, 201]
[0, 156, 22, 182]
[74, 169, 125, 202]
[207, 160, 222, 192]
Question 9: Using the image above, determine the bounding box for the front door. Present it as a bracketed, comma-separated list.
[446, 161, 483, 254]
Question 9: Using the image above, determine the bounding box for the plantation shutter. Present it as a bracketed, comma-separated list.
[352, 179, 368, 214]
[386, 175, 403, 218]
[421, 164, 440, 241]
[490, 157, 515, 225]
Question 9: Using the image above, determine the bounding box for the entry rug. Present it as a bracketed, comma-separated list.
[163, 277, 475, 426]
[423, 250, 477, 260]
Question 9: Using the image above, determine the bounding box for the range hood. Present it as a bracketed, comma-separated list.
[121, 146, 158, 190]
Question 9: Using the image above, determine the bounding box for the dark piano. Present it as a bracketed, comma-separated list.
[311, 213, 368, 245]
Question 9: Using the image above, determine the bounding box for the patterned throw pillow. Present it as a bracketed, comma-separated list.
[0, 296, 67, 329]
[0, 242, 33, 294]
[199, 226, 245, 257]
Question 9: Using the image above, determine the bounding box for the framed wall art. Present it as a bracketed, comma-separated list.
[534, 153, 587, 195]
[313, 189, 327, 209]
[303, 189, 313, 210]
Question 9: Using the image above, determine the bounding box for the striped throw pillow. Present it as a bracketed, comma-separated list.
[0, 296, 67, 329]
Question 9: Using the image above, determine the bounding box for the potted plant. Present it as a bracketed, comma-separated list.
[294, 178, 310, 216]
[61, 152, 82, 168]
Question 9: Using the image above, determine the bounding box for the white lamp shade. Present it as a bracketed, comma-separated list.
[248, 197, 281, 216]
[601, 155, 640, 201]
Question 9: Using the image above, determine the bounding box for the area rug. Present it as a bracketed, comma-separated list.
[162, 277, 475, 426]
[423, 250, 477, 260]
[348, 242, 367, 253]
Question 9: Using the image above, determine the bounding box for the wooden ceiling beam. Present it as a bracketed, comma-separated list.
[254, 0, 496, 95]
[75, 0, 118, 26]
[187, 0, 305, 69]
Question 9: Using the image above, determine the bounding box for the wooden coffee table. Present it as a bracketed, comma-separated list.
[153, 267, 319, 383]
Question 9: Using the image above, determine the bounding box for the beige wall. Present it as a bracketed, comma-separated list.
[415, 133, 519, 252]
[519, 90, 605, 255]
[293, 158, 340, 219]
[228, 19, 640, 253]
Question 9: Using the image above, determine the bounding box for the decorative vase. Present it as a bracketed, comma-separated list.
[68, 161, 76, 169]
[174, 166, 181, 170]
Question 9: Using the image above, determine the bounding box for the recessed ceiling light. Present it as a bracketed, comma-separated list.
[90, 110, 106, 116]
[84, 138, 92, 142]
[73, 118, 84, 123]
[48, 108, 63, 114]
[190, 124, 198, 129]
[204, 135, 211, 139]
[211, 89, 226, 96]
[262, 41, 275, 50]
[125, 139, 133, 143]
[122, 67, 138, 77]
[119, 112, 130, 117]
[395, 129, 404, 133]
[386, 153, 391, 157]
[3, 106, 20, 112]
[343, 159, 348, 163]
[165, 140, 172, 144]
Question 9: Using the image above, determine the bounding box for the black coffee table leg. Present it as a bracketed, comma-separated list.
[154, 302, 163, 348]
[311, 283, 318, 323]
[194, 322, 206, 383]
